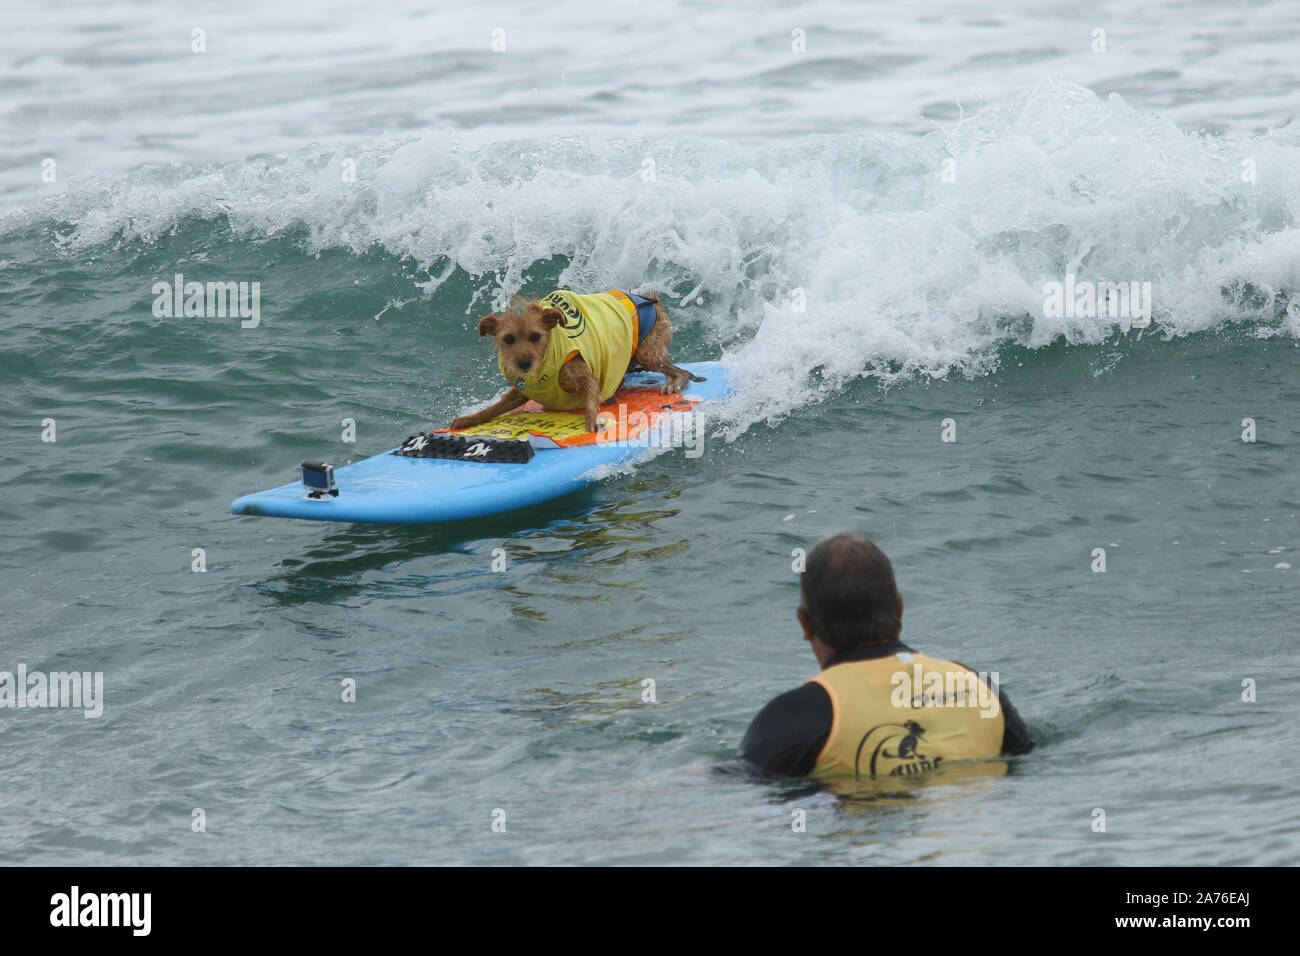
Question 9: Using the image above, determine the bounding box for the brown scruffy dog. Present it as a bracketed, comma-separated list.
[450, 289, 704, 433]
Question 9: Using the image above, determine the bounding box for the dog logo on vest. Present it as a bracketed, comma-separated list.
[854, 720, 943, 779]
[542, 291, 586, 337]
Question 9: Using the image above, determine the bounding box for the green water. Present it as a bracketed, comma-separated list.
[1, 221, 1296, 865]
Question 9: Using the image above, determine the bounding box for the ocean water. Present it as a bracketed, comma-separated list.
[1, 0, 1299, 865]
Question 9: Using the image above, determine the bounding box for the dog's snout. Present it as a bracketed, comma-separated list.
[516, 358, 532, 371]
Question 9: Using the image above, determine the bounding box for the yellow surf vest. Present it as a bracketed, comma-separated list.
[499, 290, 638, 410]
[807, 649, 1005, 781]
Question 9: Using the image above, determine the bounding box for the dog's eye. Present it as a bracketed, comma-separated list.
[530, 333, 541, 343]
[503, 335, 515, 345]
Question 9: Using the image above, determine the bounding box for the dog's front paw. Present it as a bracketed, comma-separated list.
[585, 411, 602, 432]
[450, 416, 478, 431]
[660, 379, 682, 395]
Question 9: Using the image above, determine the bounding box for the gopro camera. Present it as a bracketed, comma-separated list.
[301, 461, 338, 499]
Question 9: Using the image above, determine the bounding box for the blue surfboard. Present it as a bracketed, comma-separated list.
[229, 361, 727, 524]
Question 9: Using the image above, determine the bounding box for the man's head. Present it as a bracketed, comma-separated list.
[797, 531, 902, 655]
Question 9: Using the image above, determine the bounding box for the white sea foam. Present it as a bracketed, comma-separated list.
[6, 0, 1298, 214]
[6, 84, 1299, 437]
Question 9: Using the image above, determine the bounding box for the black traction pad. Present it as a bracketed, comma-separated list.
[392, 432, 535, 464]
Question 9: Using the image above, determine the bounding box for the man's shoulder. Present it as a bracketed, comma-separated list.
[735, 680, 834, 779]
[763, 679, 830, 711]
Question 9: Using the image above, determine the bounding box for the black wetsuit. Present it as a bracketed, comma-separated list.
[734, 641, 1035, 779]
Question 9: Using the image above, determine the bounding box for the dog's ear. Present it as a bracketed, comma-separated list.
[478, 314, 499, 337]
[540, 308, 563, 329]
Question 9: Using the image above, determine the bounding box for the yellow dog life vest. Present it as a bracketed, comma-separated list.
[807, 649, 1006, 781]
[499, 290, 639, 410]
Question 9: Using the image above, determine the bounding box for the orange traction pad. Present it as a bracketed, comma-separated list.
[436, 386, 700, 448]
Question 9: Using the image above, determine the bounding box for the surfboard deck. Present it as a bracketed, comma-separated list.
[229, 361, 726, 524]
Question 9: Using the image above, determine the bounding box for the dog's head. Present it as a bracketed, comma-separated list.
[478, 298, 564, 382]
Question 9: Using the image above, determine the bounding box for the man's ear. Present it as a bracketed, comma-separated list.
[797, 607, 815, 642]
[478, 314, 499, 337]
[540, 307, 563, 329]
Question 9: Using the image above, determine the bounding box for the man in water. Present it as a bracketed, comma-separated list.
[736, 531, 1033, 781]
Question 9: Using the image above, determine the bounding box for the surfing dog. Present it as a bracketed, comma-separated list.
[450, 289, 704, 433]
